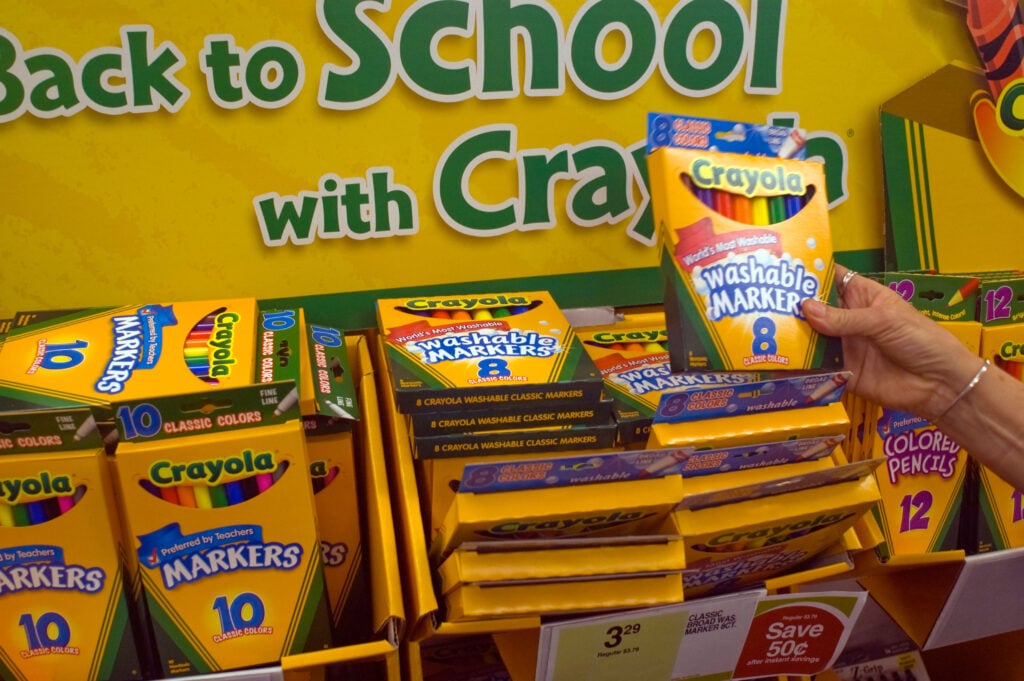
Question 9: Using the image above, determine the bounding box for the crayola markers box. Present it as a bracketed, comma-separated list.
[437, 536, 686, 621]
[647, 401, 850, 450]
[673, 459, 881, 598]
[305, 422, 365, 643]
[429, 474, 683, 562]
[375, 291, 604, 414]
[108, 381, 332, 676]
[255, 306, 365, 641]
[419, 445, 621, 539]
[577, 309, 760, 444]
[647, 143, 842, 372]
[0, 408, 145, 681]
[0, 299, 259, 411]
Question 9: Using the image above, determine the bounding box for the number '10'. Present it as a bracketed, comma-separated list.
[19, 612, 71, 649]
[213, 593, 265, 633]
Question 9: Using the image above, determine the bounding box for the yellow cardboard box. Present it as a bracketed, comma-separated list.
[108, 382, 333, 676]
[0, 408, 146, 681]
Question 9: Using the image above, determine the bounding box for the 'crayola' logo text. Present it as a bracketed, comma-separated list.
[592, 329, 669, 345]
[206, 310, 242, 379]
[690, 158, 805, 197]
[703, 512, 855, 548]
[149, 449, 275, 486]
[696, 254, 820, 321]
[487, 510, 655, 535]
[0, 471, 73, 504]
[403, 294, 530, 312]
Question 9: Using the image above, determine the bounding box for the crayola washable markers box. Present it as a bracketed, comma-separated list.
[108, 381, 332, 676]
[648, 401, 849, 450]
[974, 275, 1024, 552]
[437, 536, 686, 621]
[0, 299, 259, 411]
[647, 143, 843, 372]
[375, 291, 604, 413]
[430, 474, 683, 562]
[577, 309, 760, 444]
[673, 459, 881, 598]
[0, 408, 145, 681]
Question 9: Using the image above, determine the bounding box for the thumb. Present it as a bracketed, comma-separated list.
[801, 298, 849, 337]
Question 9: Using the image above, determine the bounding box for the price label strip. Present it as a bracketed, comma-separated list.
[536, 590, 765, 681]
[732, 591, 867, 680]
[535, 603, 689, 681]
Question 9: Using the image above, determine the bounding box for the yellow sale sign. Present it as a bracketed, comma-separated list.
[0, 2, 975, 317]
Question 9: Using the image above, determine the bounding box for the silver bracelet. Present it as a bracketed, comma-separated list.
[937, 359, 990, 421]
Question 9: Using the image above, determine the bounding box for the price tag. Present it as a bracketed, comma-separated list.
[535, 604, 688, 681]
[670, 590, 762, 678]
[732, 591, 867, 680]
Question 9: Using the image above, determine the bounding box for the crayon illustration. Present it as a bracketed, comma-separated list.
[183, 306, 227, 384]
[947, 277, 981, 307]
[967, 0, 1024, 100]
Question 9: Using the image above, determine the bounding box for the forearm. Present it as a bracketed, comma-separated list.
[936, 363, 1024, 491]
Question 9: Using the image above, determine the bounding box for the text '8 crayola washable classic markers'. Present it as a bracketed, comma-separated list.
[108, 381, 332, 677]
[0, 408, 146, 681]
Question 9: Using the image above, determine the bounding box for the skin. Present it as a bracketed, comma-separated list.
[801, 265, 1024, 490]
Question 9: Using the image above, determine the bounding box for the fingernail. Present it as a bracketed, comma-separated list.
[802, 298, 826, 321]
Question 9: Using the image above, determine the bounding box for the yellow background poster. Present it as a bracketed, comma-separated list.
[2, 2, 976, 321]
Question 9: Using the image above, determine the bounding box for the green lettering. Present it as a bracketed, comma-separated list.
[435, 125, 517, 234]
[482, 0, 562, 94]
[0, 30, 26, 120]
[81, 50, 127, 110]
[662, 0, 746, 95]
[124, 27, 188, 110]
[570, 0, 657, 97]
[400, 0, 471, 97]
[319, 0, 394, 109]
[25, 52, 79, 113]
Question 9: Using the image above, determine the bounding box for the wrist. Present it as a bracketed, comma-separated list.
[932, 357, 990, 424]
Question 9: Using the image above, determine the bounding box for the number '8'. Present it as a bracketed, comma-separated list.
[751, 317, 778, 356]
[477, 358, 510, 378]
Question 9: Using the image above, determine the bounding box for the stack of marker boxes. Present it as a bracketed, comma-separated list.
[0, 298, 339, 677]
[644, 112, 882, 598]
[376, 291, 692, 621]
[375, 291, 617, 537]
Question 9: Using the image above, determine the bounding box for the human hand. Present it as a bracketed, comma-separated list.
[800, 265, 984, 422]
